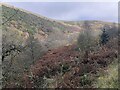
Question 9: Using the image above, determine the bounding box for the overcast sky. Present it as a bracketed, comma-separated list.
[7, 2, 118, 22]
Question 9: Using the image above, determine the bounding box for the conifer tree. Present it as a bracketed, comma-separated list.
[100, 29, 109, 45]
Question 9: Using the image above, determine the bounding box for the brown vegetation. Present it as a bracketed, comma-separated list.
[23, 43, 118, 88]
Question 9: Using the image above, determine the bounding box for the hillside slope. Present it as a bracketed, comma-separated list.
[2, 4, 81, 50]
[2, 4, 118, 50]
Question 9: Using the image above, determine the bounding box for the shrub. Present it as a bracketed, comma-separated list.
[60, 63, 70, 75]
[79, 74, 92, 87]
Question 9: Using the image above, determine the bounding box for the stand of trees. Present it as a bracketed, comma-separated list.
[2, 18, 44, 88]
[77, 22, 111, 63]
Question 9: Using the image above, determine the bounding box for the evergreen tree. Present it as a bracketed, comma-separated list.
[100, 29, 109, 45]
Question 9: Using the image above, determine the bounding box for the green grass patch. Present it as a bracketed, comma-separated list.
[94, 58, 118, 88]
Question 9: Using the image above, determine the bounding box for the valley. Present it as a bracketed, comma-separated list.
[1, 3, 119, 88]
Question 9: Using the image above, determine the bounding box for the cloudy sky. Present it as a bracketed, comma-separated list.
[7, 2, 118, 22]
